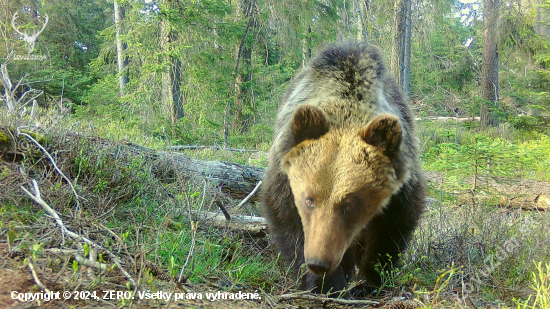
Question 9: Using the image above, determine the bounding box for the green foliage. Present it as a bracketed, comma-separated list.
[514, 261, 550, 309]
[2, 0, 110, 105]
[422, 123, 550, 187]
[3, 1, 550, 304]
[411, 17, 480, 116]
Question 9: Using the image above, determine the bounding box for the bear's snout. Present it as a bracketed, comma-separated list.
[306, 258, 331, 275]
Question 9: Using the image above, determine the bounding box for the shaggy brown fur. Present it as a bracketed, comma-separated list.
[261, 42, 425, 295]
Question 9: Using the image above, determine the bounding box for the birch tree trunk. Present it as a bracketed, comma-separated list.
[114, 0, 128, 97]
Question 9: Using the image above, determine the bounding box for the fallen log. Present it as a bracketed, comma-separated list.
[170, 145, 261, 153]
[415, 116, 481, 122]
[194, 210, 268, 236]
[153, 150, 264, 199]
[2, 127, 548, 211]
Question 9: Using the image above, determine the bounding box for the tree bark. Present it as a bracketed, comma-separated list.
[232, 0, 257, 134]
[160, 0, 185, 125]
[170, 55, 184, 122]
[356, 0, 369, 43]
[301, 24, 312, 67]
[402, 0, 411, 94]
[480, 0, 499, 127]
[0, 64, 17, 114]
[390, 0, 411, 93]
[224, 0, 256, 147]
[114, 0, 128, 97]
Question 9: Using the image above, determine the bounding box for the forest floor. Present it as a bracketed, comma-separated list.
[1, 128, 549, 309]
[2, 172, 547, 308]
[423, 171, 550, 211]
[0, 241, 419, 308]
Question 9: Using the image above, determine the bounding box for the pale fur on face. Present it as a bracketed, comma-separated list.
[282, 129, 400, 274]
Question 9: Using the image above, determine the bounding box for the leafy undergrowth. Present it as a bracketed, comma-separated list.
[419, 120, 550, 183]
[1, 119, 550, 308]
[0, 131, 290, 308]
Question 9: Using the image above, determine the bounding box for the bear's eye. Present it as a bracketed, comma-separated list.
[305, 197, 316, 208]
[342, 202, 354, 214]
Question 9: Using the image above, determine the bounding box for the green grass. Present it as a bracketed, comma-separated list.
[514, 261, 550, 309]
[419, 120, 550, 182]
[2, 108, 550, 306]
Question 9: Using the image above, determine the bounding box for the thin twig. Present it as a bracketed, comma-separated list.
[170, 145, 261, 153]
[236, 180, 262, 210]
[52, 253, 70, 286]
[97, 222, 135, 269]
[278, 292, 380, 305]
[215, 201, 231, 220]
[259, 288, 277, 308]
[28, 262, 52, 294]
[45, 248, 108, 272]
[178, 180, 208, 282]
[17, 131, 81, 210]
[21, 180, 136, 287]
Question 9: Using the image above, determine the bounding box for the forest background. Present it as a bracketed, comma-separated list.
[1, 0, 550, 308]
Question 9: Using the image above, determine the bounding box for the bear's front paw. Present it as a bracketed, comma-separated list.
[348, 283, 385, 298]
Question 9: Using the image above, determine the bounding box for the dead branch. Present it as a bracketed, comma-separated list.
[278, 292, 380, 306]
[28, 261, 52, 294]
[215, 201, 231, 220]
[45, 248, 108, 272]
[0, 63, 17, 114]
[18, 131, 81, 210]
[96, 222, 135, 271]
[178, 180, 208, 283]
[193, 210, 267, 236]
[236, 180, 262, 209]
[170, 145, 261, 152]
[415, 116, 481, 122]
[21, 180, 137, 287]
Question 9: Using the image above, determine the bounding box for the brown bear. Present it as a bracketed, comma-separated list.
[261, 42, 425, 295]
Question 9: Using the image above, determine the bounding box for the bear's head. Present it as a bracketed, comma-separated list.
[281, 105, 403, 275]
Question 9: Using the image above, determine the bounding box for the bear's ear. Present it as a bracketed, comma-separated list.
[359, 114, 402, 158]
[292, 105, 329, 145]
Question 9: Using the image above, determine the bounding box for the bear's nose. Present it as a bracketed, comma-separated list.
[306, 259, 331, 274]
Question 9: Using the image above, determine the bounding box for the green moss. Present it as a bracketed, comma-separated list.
[18, 129, 47, 144]
[0, 130, 11, 149]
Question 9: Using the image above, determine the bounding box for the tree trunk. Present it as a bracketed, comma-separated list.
[391, 0, 411, 92]
[114, 0, 128, 97]
[480, 0, 499, 128]
[301, 24, 312, 67]
[170, 55, 184, 123]
[225, 0, 256, 146]
[402, 0, 411, 94]
[232, 0, 257, 133]
[160, 0, 185, 125]
[356, 0, 369, 43]
[0, 64, 17, 114]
